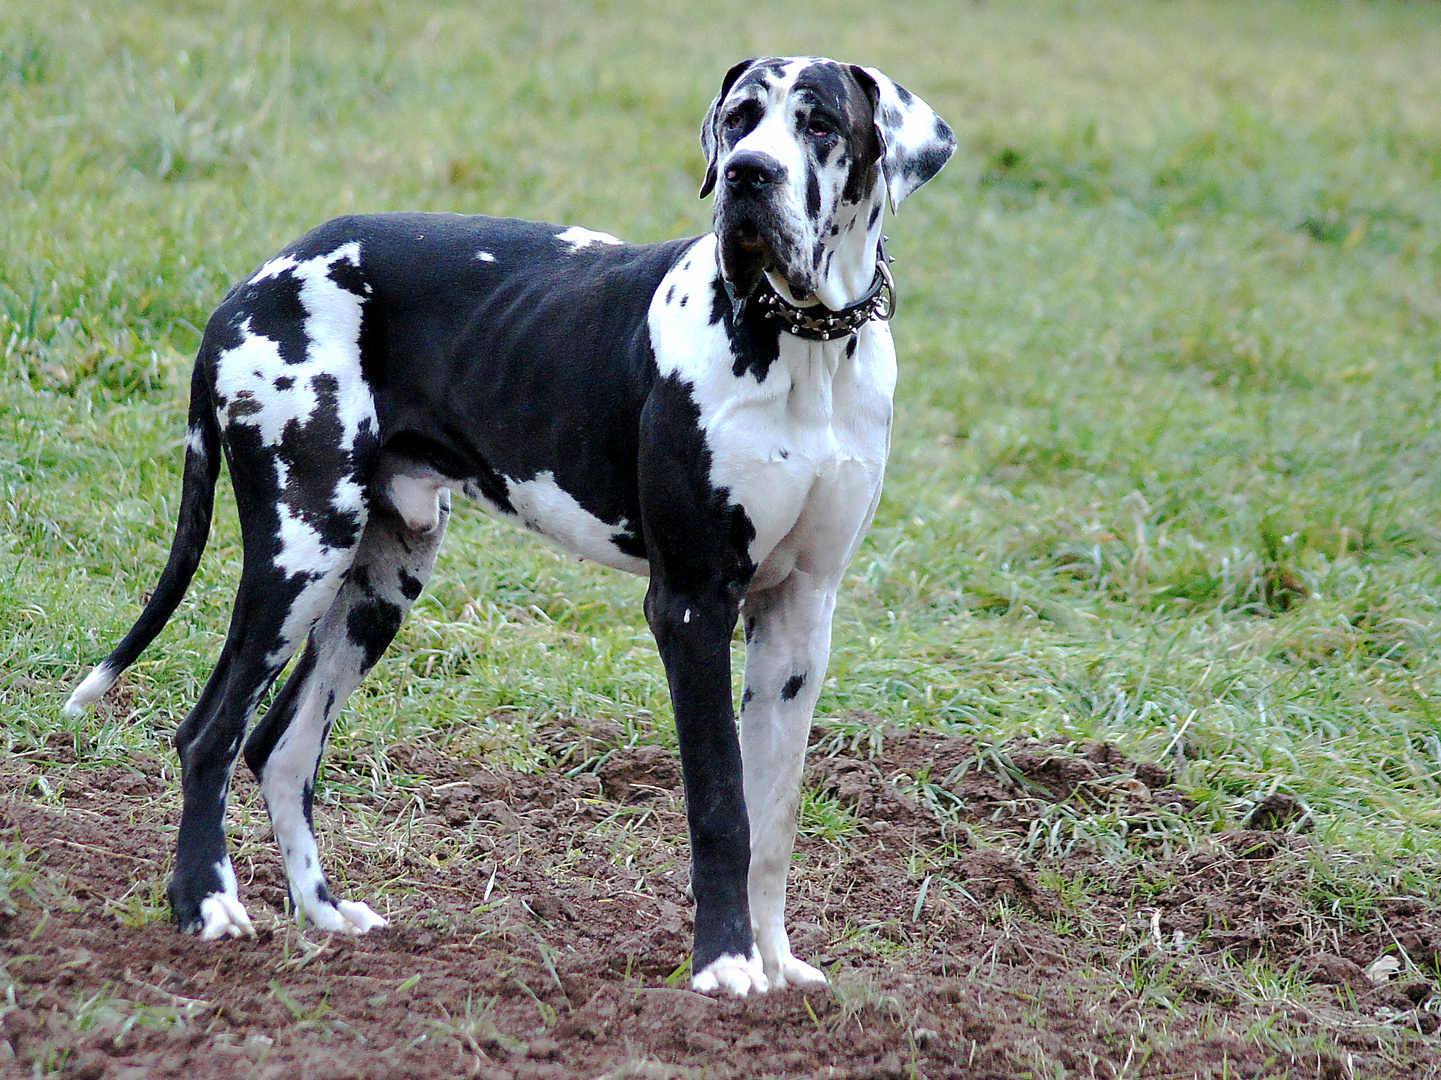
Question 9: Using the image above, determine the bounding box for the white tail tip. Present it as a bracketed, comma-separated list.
[63, 663, 118, 717]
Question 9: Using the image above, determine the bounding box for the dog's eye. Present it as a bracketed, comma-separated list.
[806, 116, 836, 139]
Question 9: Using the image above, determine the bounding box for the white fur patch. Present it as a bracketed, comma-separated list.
[556, 226, 623, 252]
[198, 858, 255, 940]
[249, 254, 299, 283]
[199, 894, 255, 940]
[215, 243, 375, 457]
[63, 662, 118, 716]
[503, 470, 647, 574]
[329, 900, 388, 934]
[272, 503, 335, 579]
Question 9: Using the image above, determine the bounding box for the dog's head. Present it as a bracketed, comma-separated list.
[700, 57, 955, 309]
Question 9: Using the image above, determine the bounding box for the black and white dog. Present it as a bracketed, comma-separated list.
[66, 57, 953, 995]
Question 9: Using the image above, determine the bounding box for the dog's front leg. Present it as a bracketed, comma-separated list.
[638, 385, 765, 995]
[644, 574, 764, 995]
[739, 570, 836, 989]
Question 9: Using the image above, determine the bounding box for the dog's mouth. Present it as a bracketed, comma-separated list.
[716, 208, 812, 307]
[729, 220, 769, 254]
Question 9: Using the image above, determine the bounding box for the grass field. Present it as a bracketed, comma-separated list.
[4, 0, 1441, 1074]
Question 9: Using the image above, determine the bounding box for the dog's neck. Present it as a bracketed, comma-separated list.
[766, 184, 886, 313]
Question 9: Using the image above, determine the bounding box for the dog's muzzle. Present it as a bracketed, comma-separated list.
[716, 151, 805, 303]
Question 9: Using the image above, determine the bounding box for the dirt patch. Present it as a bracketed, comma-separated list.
[2, 724, 1438, 1078]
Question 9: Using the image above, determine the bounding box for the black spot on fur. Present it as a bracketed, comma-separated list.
[398, 568, 424, 601]
[268, 372, 373, 554]
[326, 255, 368, 298]
[274, 375, 294, 391]
[902, 137, 956, 192]
[709, 276, 782, 382]
[741, 687, 754, 709]
[845, 338, 858, 358]
[744, 615, 757, 642]
[781, 673, 806, 701]
[347, 596, 403, 670]
[805, 167, 822, 220]
[666, 284, 676, 305]
[868, 204, 882, 228]
[238, 270, 311, 365]
[228, 391, 263, 419]
[734, 59, 790, 94]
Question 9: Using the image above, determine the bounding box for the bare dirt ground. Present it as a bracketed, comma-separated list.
[3, 718, 1439, 1079]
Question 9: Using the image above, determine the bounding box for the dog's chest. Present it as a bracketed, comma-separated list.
[648, 237, 896, 578]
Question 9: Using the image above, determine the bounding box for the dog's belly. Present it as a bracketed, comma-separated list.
[496, 471, 650, 574]
[385, 465, 649, 575]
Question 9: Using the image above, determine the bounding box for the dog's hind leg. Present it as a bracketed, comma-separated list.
[170, 523, 366, 940]
[170, 352, 380, 938]
[243, 489, 450, 934]
[738, 569, 836, 989]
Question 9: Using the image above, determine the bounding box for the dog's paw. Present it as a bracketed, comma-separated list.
[197, 893, 256, 941]
[336, 899, 388, 932]
[299, 896, 388, 935]
[692, 949, 770, 996]
[768, 949, 829, 989]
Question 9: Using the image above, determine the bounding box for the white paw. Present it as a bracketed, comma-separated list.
[198, 893, 256, 940]
[300, 897, 387, 935]
[769, 949, 829, 989]
[692, 948, 770, 996]
[335, 899, 388, 933]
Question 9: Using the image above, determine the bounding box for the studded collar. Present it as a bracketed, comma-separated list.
[748, 240, 897, 342]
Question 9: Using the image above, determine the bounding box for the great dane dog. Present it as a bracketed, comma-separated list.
[66, 57, 954, 995]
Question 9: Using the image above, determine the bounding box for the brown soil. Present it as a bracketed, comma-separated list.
[3, 719, 1438, 1079]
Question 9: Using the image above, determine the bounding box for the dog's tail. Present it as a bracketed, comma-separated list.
[64, 361, 222, 716]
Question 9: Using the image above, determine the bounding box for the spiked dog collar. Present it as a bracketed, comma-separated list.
[751, 240, 897, 342]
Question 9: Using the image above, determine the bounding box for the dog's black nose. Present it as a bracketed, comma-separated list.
[724, 152, 785, 195]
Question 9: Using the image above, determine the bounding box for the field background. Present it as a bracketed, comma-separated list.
[3, 0, 1441, 1076]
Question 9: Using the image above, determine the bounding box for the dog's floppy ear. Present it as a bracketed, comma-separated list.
[849, 66, 956, 213]
[700, 58, 758, 199]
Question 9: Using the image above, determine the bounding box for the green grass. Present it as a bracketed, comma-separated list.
[4, 0, 1441, 886]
